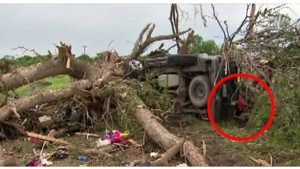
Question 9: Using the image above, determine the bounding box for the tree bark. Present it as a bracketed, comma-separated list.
[0, 80, 92, 122]
[134, 101, 208, 166]
[118, 90, 207, 166]
[2, 71, 208, 166]
[2, 59, 68, 92]
[0, 56, 111, 92]
[0, 40, 207, 166]
[0, 50, 119, 121]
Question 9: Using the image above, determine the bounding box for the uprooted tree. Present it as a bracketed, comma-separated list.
[194, 4, 300, 130]
[0, 8, 209, 165]
[0, 3, 299, 166]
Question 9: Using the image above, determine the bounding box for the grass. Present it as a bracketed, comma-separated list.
[180, 114, 300, 166]
[4, 73, 300, 166]
[15, 75, 71, 97]
[134, 76, 299, 165]
[214, 105, 300, 166]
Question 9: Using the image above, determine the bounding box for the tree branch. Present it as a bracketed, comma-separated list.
[129, 23, 191, 59]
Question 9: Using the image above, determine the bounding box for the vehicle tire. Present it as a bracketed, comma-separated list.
[123, 58, 144, 78]
[189, 75, 211, 107]
[167, 55, 198, 67]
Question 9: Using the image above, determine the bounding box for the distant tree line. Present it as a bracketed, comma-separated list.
[0, 34, 220, 67]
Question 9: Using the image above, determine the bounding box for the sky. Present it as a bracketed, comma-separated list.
[0, 3, 299, 57]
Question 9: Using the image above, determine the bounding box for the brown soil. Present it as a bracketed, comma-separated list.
[0, 119, 290, 166]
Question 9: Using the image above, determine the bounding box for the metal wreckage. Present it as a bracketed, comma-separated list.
[123, 50, 246, 122]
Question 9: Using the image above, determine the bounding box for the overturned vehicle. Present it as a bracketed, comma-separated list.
[123, 53, 246, 122]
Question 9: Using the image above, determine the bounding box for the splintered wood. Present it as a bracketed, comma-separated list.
[247, 156, 272, 167]
[26, 132, 69, 145]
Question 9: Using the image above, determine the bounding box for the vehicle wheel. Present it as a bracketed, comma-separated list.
[123, 59, 144, 78]
[189, 75, 211, 107]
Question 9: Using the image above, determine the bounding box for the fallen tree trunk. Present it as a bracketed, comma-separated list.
[150, 138, 185, 166]
[134, 100, 208, 166]
[1, 58, 106, 92]
[3, 75, 208, 166]
[1, 59, 69, 92]
[0, 45, 118, 92]
[110, 85, 208, 166]
[0, 24, 202, 166]
[0, 80, 92, 122]
[2, 60, 207, 165]
[0, 46, 119, 123]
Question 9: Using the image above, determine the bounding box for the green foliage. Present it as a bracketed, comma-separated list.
[256, 13, 300, 68]
[273, 13, 292, 29]
[76, 54, 94, 62]
[1, 55, 49, 67]
[135, 34, 220, 59]
[140, 54, 149, 60]
[0, 53, 101, 67]
[188, 34, 220, 55]
[216, 12, 300, 165]
[268, 72, 300, 137]
[135, 75, 172, 111]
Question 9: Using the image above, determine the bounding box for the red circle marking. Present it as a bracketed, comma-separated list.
[207, 73, 275, 142]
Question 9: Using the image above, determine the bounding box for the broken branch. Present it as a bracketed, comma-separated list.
[129, 23, 191, 59]
[0, 80, 92, 122]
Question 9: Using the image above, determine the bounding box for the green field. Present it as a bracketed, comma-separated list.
[15, 75, 71, 97]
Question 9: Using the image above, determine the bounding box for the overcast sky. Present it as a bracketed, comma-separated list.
[0, 3, 299, 57]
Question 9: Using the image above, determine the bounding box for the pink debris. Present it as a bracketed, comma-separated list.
[237, 94, 246, 111]
[29, 136, 35, 143]
[27, 160, 39, 166]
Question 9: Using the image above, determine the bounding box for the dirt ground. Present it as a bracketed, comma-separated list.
[0, 117, 295, 166]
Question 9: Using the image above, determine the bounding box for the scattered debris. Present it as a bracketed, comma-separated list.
[78, 155, 88, 161]
[0, 3, 290, 167]
[202, 136, 206, 158]
[247, 156, 272, 166]
[75, 132, 100, 139]
[176, 163, 189, 167]
[27, 159, 39, 166]
[26, 132, 69, 145]
[0, 31, 205, 166]
[53, 147, 69, 160]
[96, 139, 111, 147]
[40, 157, 53, 166]
[150, 152, 159, 158]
